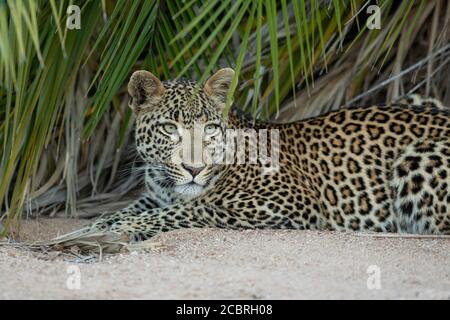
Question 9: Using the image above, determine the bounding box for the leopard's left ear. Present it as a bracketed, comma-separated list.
[204, 68, 235, 109]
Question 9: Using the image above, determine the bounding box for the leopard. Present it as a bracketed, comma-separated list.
[87, 68, 450, 241]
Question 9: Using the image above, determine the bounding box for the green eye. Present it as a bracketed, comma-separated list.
[161, 123, 178, 135]
[205, 124, 220, 135]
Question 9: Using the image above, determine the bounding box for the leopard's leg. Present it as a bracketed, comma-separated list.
[89, 190, 322, 241]
[390, 139, 450, 234]
[121, 194, 161, 214]
[91, 202, 259, 241]
[92, 194, 160, 230]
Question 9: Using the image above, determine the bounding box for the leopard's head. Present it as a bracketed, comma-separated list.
[128, 68, 234, 198]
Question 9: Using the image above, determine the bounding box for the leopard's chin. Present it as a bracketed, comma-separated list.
[173, 182, 205, 198]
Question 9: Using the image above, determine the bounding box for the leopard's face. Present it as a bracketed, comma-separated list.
[129, 69, 234, 198]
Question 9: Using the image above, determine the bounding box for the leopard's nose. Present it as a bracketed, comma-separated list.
[182, 163, 205, 177]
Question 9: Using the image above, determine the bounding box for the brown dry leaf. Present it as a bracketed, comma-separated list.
[32, 251, 62, 261]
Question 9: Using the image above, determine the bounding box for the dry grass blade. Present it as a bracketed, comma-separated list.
[345, 43, 450, 106]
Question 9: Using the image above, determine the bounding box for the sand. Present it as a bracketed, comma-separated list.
[0, 218, 449, 299]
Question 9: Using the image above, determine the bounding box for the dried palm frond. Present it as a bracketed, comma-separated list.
[1, 226, 165, 256]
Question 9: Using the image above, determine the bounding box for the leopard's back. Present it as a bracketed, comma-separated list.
[275, 104, 450, 232]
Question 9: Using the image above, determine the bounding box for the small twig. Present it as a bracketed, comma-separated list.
[352, 233, 450, 239]
[406, 56, 450, 96]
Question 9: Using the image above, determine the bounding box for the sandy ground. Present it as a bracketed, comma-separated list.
[0, 218, 450, 299]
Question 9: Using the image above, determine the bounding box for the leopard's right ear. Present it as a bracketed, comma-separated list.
[128, 70, 165, 112]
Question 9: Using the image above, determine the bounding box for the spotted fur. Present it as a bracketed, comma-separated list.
[90, 69, 450, 240]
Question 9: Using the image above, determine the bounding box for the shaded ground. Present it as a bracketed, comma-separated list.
[0, 218, 449, 299]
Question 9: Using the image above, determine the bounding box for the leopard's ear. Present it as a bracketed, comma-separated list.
[128, 70, 165, 112]
[204, 68, 235, 109]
